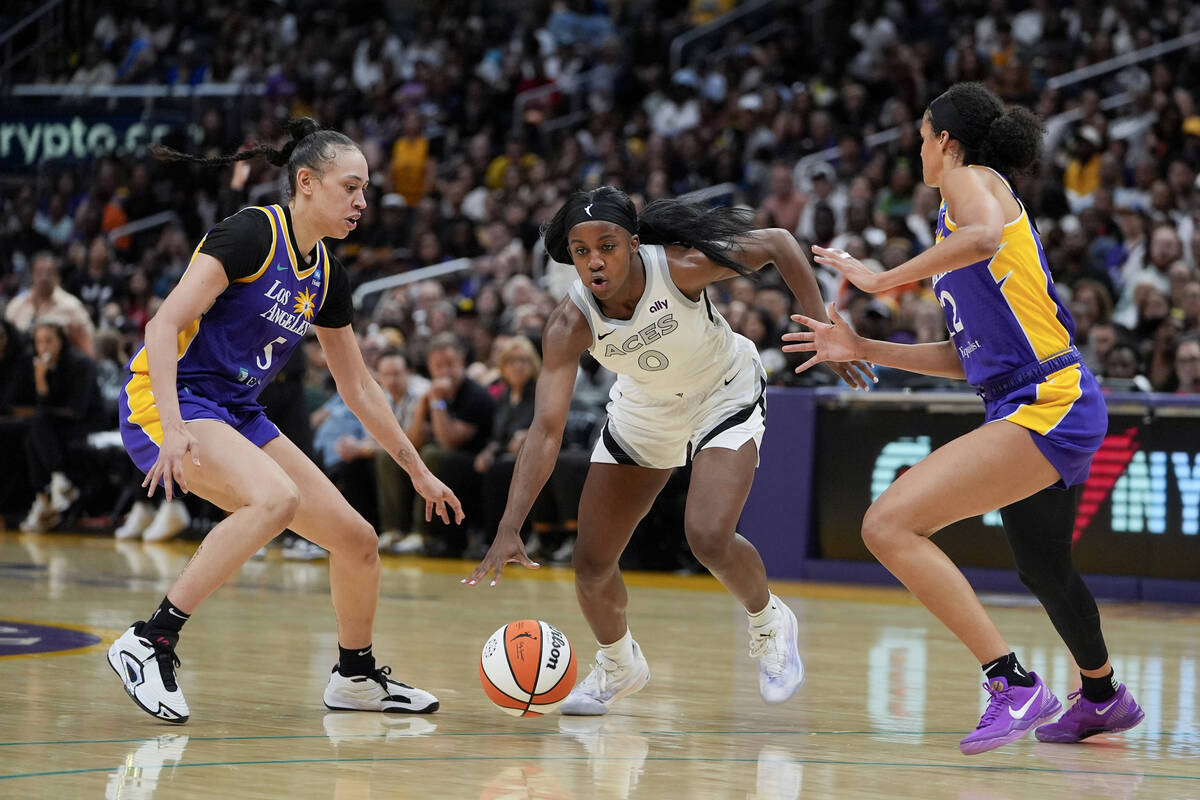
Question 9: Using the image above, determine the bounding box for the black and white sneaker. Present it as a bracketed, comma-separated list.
[106, 622, 190, 723]
[323, 665, 439, 713]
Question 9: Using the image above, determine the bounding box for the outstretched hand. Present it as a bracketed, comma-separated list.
[812, 245, 884, 293]
[782, 302, 876, 386]
[461, 529, 540, 588]
[411, 469, 465, 525]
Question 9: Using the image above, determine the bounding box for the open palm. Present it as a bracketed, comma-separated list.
[782, 302, 863, 374]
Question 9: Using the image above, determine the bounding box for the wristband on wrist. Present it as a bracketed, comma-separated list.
[431, 398, 448, 411]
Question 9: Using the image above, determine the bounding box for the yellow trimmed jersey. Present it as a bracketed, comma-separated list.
[931, 165, 1077, 390]
[126, 204, 345, 408]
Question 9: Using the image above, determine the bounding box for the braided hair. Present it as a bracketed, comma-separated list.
[542, 186, 757, 277]
[152, 117, 358, 198]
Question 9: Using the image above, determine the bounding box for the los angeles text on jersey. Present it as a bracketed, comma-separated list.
[260, 278, 311, 336]
[601, 314, 679, 357]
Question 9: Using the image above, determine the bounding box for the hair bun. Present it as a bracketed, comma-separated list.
[264, 117, 322, 166]
[285, 117, 321, 141]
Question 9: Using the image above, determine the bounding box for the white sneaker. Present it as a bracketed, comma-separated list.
[142, 500, 190, 542]
[115, 501, 155, 540]
[560, 641, 650, 716]
[106, 622, 189, 723]
[388, 532, 424, 555]
[19, 493, 58, 532]
[749, 598, 804, 704]
[323, 665, 439, 713]
[377, 530, 401, 551]
[283, 538, 328, 561]
[49, 472, 79, 513]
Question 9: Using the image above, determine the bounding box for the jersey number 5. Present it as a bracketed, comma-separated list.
[256, 337, 289, 370]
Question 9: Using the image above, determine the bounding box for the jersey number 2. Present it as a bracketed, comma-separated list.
[256, 337, 288, 370]
[937, 290, 965, 334]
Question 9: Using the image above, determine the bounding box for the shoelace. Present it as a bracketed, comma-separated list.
[749, 626, 787, 676]
[1058, 689, 1089, 717]
[369, 664, 394, 692]
[149, 637, 182, 692]
[367, 665, 414, 693]
[582, 651, 622, 696]
[975, 683, 1016, 728]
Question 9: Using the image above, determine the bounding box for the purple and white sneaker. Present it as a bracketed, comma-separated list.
[960, 672, 1061, 755]
[1035, 684, 1144, 743]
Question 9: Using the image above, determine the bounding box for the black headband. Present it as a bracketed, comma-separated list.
[929, 92, 981, 151]
[564, 197, 637, 236]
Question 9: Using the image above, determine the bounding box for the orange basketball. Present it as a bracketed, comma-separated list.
[480, 620, 577, 717]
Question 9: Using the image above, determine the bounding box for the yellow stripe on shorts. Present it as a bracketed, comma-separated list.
[123, 372, 163, 445]
[1004, 364, 1083, 435]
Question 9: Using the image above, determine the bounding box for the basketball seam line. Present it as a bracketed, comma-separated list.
[523, 623, 543, 717]
[501, 623, 531, 713]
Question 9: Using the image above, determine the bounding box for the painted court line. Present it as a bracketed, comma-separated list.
[2, 755, 1198, 783]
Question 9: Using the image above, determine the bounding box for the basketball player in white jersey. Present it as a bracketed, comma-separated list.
[464, 187, 873, 713]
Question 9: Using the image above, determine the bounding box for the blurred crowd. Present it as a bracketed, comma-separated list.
[4, 0, 1200, 552]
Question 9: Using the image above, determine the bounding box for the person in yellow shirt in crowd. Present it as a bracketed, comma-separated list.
[390, 110, 436, 207]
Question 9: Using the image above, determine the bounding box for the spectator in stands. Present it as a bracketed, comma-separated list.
[5, 252, 95, 356]
[390, 110, 435, 208]
[406, 332, 494, 556]
[371, 349, 432, 553]
[19, 322, 101, 532]
[1064, 126, 1103, 210]
[312, 390, 376, 529]
[1100, 339, 1153, 393]
[1174, 333, 1200, 394]
[33, 193, 75, 248]
[71, 237, 124, 326]
[475, 335, 549, 552]
[754, 162, 805, 233]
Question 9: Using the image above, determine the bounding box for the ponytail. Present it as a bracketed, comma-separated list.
[542, 186, 758, 277]
[638, 199, 757, 277]
[976, 106, 1044, 177]
[928, 83, 1044, 177]
[152, 117, 358, 197]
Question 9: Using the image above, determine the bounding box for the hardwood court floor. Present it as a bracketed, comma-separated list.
[1, 532, 1197, 799]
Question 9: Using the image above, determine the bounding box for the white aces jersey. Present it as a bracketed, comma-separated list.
[566, 244, 750, 402]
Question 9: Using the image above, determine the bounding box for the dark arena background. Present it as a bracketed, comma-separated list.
[1, 1, 1197, 797]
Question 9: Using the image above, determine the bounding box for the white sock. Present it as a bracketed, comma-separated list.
[748, 594, 780, 627]
[598, 629, 635, 666]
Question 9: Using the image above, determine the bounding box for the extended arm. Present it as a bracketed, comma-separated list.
[783, 302, 966, 380]
[317, 323, 464, 524]
[140, 254, 229, 499]
[814, 167, 1006, 293]
[670, 228, 876, 389]
[464, 298, 592, 586]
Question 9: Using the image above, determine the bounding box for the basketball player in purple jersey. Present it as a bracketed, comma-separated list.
[106, 118, 463, 723]
[785, 83, 1143, 753]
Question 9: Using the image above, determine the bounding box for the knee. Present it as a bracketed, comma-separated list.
[345, 517, 380, 566]
[1016, 563, 1070, 599]
[860, 504, 906, 559]
[572, 543, 614, 586]
[255, 480, 301, 528]
[684, 519, 733, 567]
